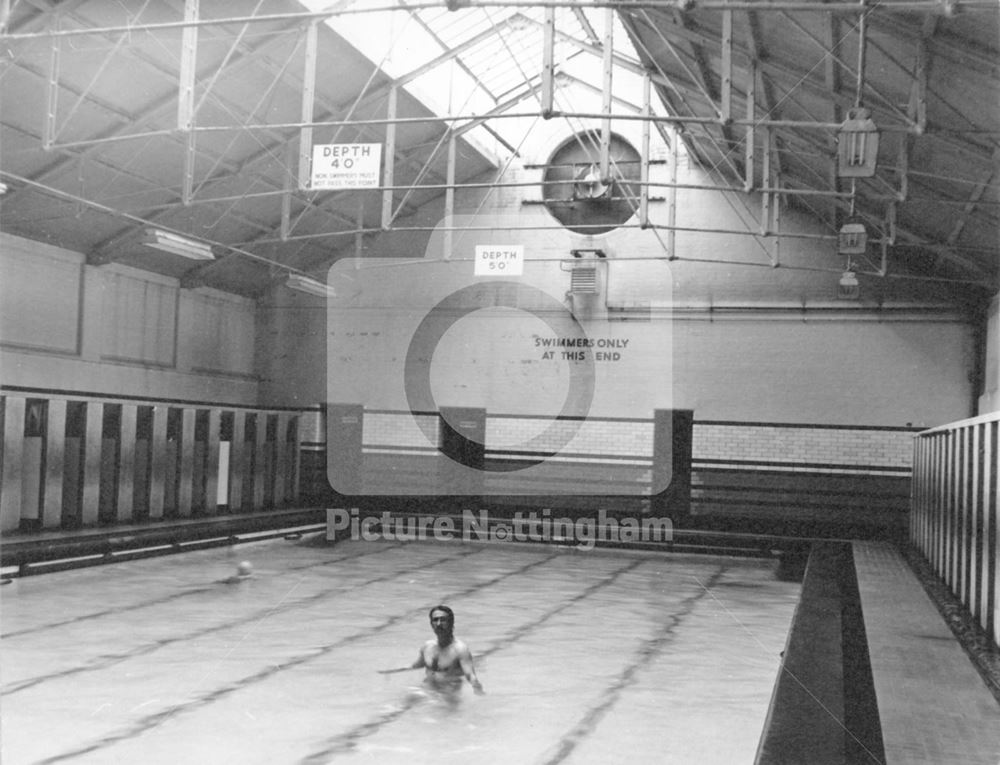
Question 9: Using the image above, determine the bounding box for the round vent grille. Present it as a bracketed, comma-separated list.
[541, 131, 642, 235]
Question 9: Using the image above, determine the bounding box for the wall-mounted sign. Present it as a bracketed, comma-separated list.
[311, 143, 382, 189]
[474, 245, 524, 276]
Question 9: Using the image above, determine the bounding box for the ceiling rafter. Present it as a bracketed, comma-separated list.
[865, 32, 997, 154]
[621, 4, 996, 283]
[823, 10, 845, 232]
[517, 12, 661, 87]
[179, 15, 536, 281]
[745, 10, 785, 186]
[624, 6, 995, 165]
[571, 4, 600, 45]
[3, 0, 86, 36]
[4, 14, 313, 247]
[944, 152, 998, 247]
[1, 0, 995, 300]
[30, 4, 452, 266]
[620, 0, 996, 261]
[249, 70, 578, 278]
[0, 120, 185, 211]
[622, 16, 732, 170]
[844, 196, 994, 283]
[778, 11, 913, 127]
[81, 10, 490, 268]
[631, 9, 743, 177]
[397, 0, 499, 103]
[552, 70, 673, 147]
[84, 23, 332, 261]
[904, 173, 999, 222]
[867, 13, 999, 77]
[286, 164, 511, 279]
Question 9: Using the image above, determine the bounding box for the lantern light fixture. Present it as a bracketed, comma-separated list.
[838, 270, 861, 300]
[838, 219, 869, 256]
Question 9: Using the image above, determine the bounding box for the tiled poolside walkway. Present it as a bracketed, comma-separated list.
[854, 541, 1000, 765]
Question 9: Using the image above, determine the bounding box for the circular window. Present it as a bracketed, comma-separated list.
[541, 131, 642, 235]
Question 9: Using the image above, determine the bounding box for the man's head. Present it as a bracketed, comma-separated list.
[429, 605, 455, 640]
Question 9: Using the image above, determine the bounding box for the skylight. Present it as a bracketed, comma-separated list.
[301, 0, 656, 164]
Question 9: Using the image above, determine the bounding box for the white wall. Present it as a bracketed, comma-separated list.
[670, 314, 972, 426]
[979, 294, 1000, 414]
[0, 232, 260, 404]
[256, 286, 328, 408]
[261, 297, 972, 427]
[258, 148, 976, 428]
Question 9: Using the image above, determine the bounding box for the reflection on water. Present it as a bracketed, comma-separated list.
[1, 538, 799, 765]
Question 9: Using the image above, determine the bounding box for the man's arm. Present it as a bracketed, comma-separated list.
[377, 646, 427, 674]
[457, 643, 484, 694]
[411, 647, 427, 670]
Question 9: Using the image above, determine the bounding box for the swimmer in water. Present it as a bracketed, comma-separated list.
[380, 605, 484, 696]
[216, 561, 254, 585]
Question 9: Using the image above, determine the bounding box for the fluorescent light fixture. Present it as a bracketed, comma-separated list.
[142, 228, 215, 260]
[286, 274, 336, 298]
[837, 107, 880, 178]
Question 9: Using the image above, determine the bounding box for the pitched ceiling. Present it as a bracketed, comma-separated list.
[0, 0, 997, 307]
[619, 1, 999, 301]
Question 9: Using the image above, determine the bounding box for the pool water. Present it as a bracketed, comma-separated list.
[1, 537, 800, 764]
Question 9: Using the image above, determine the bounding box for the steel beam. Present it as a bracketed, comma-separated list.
[381, 86, 397, 229]
[541, 7, 555, 117]
[640, 74, 651, 226]
[298, 21, 318, 191]
[600, 7, 614, 181]
[177, 0, 199, 131]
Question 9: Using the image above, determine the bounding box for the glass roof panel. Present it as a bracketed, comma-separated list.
[301, 0, 659, 163]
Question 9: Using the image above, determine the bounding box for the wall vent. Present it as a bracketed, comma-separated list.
[570, 266, 598, 293]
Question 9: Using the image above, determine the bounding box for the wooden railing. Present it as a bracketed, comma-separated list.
[911, 412, 999, 646]
[0, 390, 301, 532]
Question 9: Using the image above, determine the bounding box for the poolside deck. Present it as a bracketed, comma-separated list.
[854, 541, 1000, 765]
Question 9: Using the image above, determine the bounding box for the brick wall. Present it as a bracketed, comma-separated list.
[364, 412, 440, 448]
[486, 417, 654, 457]
[300, 409, 914, 533]
[693, 422, 916, 475]
[307, 408, 915, 473]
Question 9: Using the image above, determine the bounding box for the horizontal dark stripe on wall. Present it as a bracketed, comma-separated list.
[691, 496, 903, 512]
[488, 449, 652, 463]
[362, 446, 655, 464]
[697, 419, 923, 432]
[692, 483, 910, 501]
[1, 386, 306, 412]
[241, 408, 919, 432]
[307, 450, 907, 474]
[336, 412, 920, 431]
[694, 459, 911, 474]
[362, 408, 439, 417]
[363, 408, 659, 424]
[364, 445, 439, 454]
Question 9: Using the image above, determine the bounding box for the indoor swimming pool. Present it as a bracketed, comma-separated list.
[1, 536, 800, 764]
